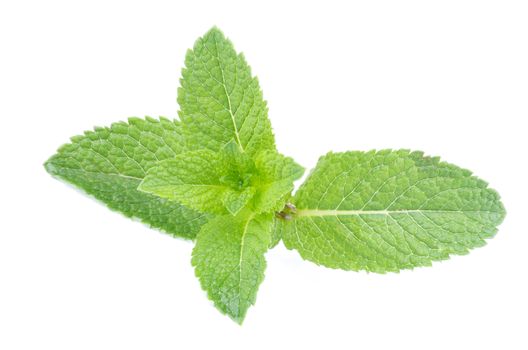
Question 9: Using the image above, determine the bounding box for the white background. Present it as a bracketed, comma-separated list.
[1, 1, 527, 349]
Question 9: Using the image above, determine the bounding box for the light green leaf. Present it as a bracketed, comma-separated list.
[178, 27, 275, 156]
[44, 117, 208, 239]
[139, 146, 303, 216]
[282, 150, 506, 273]
[138, 146, 256, 215]
[192, 211, 273, 324]
[252, 151, 304, 213]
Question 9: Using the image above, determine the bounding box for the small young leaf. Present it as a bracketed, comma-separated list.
[138, 146, 256, 215]
[252, 151, 304, 213]
[191, 211, 273, 324]
[282, 150, 505, 273]
[45, 117, 208, 239]
[178, 27, 275, 156]
[139, 147, 303, 216]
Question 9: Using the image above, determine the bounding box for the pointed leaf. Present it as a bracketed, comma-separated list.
[192, 212, 273, 323]
[178, 27, 275, 156]
[44, 117, 207, 239]
[282, 150, 506, 273]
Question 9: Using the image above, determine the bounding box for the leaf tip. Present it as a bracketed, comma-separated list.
[231, 314, 245, 325]
[206, 25, 224, 37]
[43, 157, 57, 176]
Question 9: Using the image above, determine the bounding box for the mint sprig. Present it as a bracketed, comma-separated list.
[45, 27, 506, 324]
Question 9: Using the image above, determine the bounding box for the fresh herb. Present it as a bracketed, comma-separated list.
[45, 27, 506, 324]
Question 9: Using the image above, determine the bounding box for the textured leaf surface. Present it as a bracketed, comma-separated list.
[252, 151, 304, 213]
[138, 146, 256, 215]
[282, 150, 505, 273]
[270, 216, 285, 248]
[45, 117, 207, 239]
[178, 27, 275, 156]
[192, 212, 273, 323]
[139, 147, 303, 216]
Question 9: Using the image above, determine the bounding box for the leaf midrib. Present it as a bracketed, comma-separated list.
[212, 33, 244, 153]
[296, 209, 502, 217]
[239, 217, 253, 277]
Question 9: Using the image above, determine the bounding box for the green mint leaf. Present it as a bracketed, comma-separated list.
[191, 211, 273, 324]
[252, 151, 304, 213]
[44, 117, 208, 239]
[138, 146, 256, 215]
[282, 150, 505, 273]
[178, 27, 275, 156]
